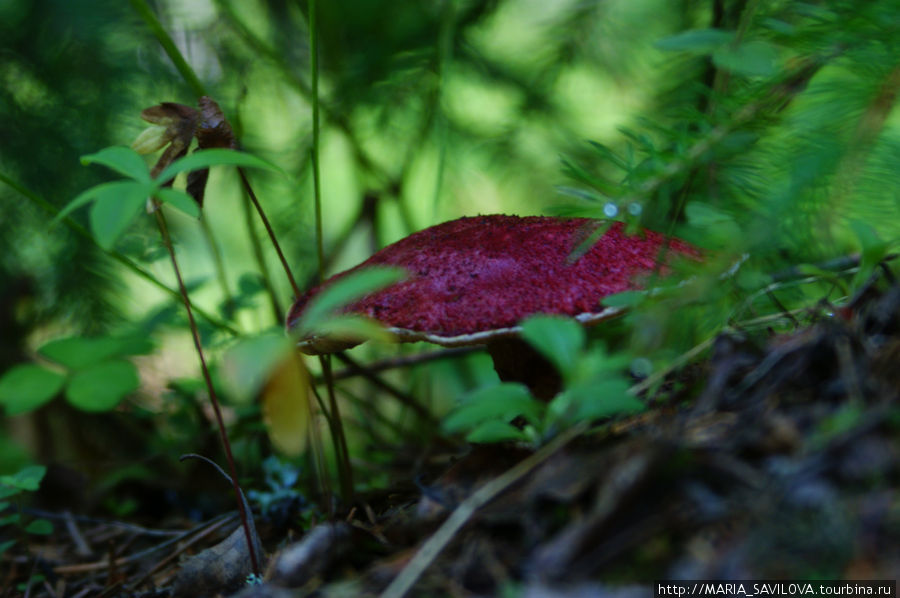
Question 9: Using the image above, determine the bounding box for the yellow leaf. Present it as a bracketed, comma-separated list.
[261, 352, 310, 456]
[131, 124, 171, 154]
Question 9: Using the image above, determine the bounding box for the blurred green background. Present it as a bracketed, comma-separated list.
[0, 0, 718, 330]
[1, 0, 898, 497]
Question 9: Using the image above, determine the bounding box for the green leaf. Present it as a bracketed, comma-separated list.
[0, 465, 46, 491]
[89, 182, 152, 250]
[548, 379, 641, 424]
[685, 202, 741, 249]
[25, 519, 53, 535]
[794, 265, 848, 295]
[222, 333, 293, 403]
[38, 335, 152, 370]
[656, 28, 734, 53]
[571, 347, 633, 382]
[55, 180, 148, 224]
[793, 4, 836, 20]
[0, 365, 65, 415]
[131, 124, 170, 154]
[155, 187, 201, 218]
[17, 575, 45, 592]
[560, 156, 618, 194]
[520, 315, 585, 382]
[443, 383, 543, 433]
[601, 290, 646, 309]
[568, 221, 613, 263]
[295, 266, 407, 333]
[312, 314, 395, 345]
[466, 420, 529, 444]
[572, 380, 643, 420]
[0, 514, 19, 526]
[110, 334, 156, 357]
[849, 220, 889, 292]
[0, 540, 16, 557]
[156, 148, 283, 183]
[734, 267, 773, 292]
[718, 131, 760, 153]
[762, 18, 795, 35]
[796, 264, 836, 279]
[685, 202, 733, 227]
[65, 360, 139, 411]
[587, 141, 629, 171]
[555, 186, 606, 204]
[849, 220, 887, 257]
[807, 403, 865, 451]
[713, 41, 779, 77]
[81, 146, 152, 183]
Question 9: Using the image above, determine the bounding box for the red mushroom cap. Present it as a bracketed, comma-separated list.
[287, 215, 699, 353]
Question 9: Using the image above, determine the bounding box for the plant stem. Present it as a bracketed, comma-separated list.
[338, 387, 410, 444]
[238, 176, 283, 322]
[319, 354, 354, 501]
[215, 0, 390, 188]
[233, 171, 338, 510]
[130, 0, 206, 98]
[200, 213, 235, 317]
[333, 353, 436, 425]
[237, 168, 301, 300]
[304, 374, 333, 512]
[132, 0, 241, 319]
[309, 0, 324, 282]
[307, 0, 353, 502]
[323, 347, 476, 382]
[152, 204, 260, 576]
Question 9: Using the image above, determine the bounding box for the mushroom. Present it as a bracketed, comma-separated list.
[287, 215, 698, 399]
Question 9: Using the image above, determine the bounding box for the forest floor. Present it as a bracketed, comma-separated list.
[4, 279, 900, 598]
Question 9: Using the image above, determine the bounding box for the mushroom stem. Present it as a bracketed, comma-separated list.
[487, 338, 561, 401]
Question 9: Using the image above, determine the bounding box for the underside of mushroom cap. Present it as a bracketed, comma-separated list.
[287, 215, 699, 353]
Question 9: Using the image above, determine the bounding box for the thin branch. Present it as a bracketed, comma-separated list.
[305, 0, 353, 503]
[323, 347, 478, 382]
[238, 168, 301, 300]
[303, 357, 333, 511]
[132, 0, 241, 325]
[152, 205, 260, 576]
[309, 0, 324, 283]
[52, 515, 234, 576]
[213, 0, 393, 187]
[333, 353, 437, 425]
[319, 354, 354, 502]
[379, 423, 587, 598]
[239, 175, 284, 322]
[569, 57, 829, 254]
[130, 0, 206, 98]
